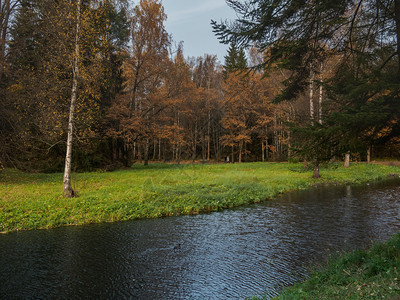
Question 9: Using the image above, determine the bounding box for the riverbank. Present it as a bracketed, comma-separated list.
[273, 232, 400, 299]
[1, 162, 399, 233]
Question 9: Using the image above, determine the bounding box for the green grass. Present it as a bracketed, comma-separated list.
[273, 232, 400, 299]
[0, 162, 399, 233]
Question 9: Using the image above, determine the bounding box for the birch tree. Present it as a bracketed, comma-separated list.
[214, 0, 400, 173]
[0, 0, 19, 74]
[0, 0, 19, 168]
[63, 0, 81, 198]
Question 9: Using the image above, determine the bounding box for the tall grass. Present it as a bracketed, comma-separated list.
[274, 232, 400, 299]
[1, 162, 399, 233]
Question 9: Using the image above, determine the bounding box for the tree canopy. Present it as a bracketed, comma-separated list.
[0, 0, 398, 183]
[213, 0, 400, 169]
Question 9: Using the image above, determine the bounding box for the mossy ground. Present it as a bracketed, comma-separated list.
[0, 162, 399, 233]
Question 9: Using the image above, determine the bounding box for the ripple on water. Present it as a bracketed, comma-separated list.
[0, 180, 399, 299]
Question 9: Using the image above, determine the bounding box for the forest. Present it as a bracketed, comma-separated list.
[1, 1, 400, 297]
[0, 0, 399, 183]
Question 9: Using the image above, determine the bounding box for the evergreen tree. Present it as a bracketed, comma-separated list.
[6, 0, 129, 172]
[224, 43, 238, 74]
[223, 43, 247, 78]
[213, 0, 400, 171]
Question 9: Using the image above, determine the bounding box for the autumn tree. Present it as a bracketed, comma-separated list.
[158, 43, 190, 163]
[107, 0, 171, 166]
[0, 0, 19, 169]
[192, 54, 223, 161]
[5, 0, 128, 175]
[62, 0, 82, 197]
[0, 0, 18, 75]
[8, 0, 89, 172]
[221, 45, 274, 163]
[213, 0, 400, 171]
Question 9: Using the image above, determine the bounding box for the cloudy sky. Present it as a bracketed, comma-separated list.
[162, 0, 237, 63]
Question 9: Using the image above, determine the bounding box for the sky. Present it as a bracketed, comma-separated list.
[162, 0, 238, 63]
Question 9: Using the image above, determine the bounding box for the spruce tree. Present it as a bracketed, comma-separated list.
[213, 0, 400, 170]
[223, 43, 247, 78]
[223, 43, 238, 77]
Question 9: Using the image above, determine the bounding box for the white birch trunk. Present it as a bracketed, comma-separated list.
[207, 110, 210, 161]
[63, 0, 81, 198]
[318, 64, 323, 124]
[265, 124, 268, 161]
[192, 121, 197, 162]
[287, 114, 291, 159]
[309, 70, 314, 124]
[313, 162, 320, 179]
[344, 152, 350, 168]
[273, 112, 277, 161]
[176, 111, 180, 164]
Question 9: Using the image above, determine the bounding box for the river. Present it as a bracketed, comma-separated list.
[1, 180, 399, 299]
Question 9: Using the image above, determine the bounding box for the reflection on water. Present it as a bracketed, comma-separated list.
[1, 180, 399, 299]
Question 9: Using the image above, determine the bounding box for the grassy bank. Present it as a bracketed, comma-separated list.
[274, 232, 400, 299]
[0, 162, 399, 233]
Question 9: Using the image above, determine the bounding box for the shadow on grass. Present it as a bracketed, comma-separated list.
[0, 169, 62, 184]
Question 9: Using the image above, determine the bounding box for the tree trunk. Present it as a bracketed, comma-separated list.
[192, 121, 197, 162]
[319, 63, 323, 124]
[158, 138, 161, 161]
[63, 0, 81, 198]
[207, 110, 210, 161]
[172, 142, 175, 163]
[152, 139, 156, 161]
[309, 69, 314, 124]
[112, 142, 117, 161]
[261, 141, 264, 162]
[312, 162, 320, 179]
[238, 141, 243, 163]
[177, 143, 180, 162]
[201, 134, 206, 162]
[344, 151, 350, 168]
[125, 142, 132, 166]
[213, 123, 220, 162]
[263, 114, 268, 162]
[265, 122, 269, 161]
[0, 0, 16, 75]
[138, 142, 142, 163]
[287, 114, 291, 159]
[0, 0, 9, 74]
[367, 146, 371, 163]
[133, 141, 136, 161]
[395, 0, 400, 77]
[192, 140, 196, 162]
[245, 142, 248, 162]
[144, 138, 149, 166]
[273, 112, 277, 161]
[177, 140, 181, 165]
[176, 111, 180, 164]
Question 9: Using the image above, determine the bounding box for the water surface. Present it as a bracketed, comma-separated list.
[1, 180, 399, 299]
